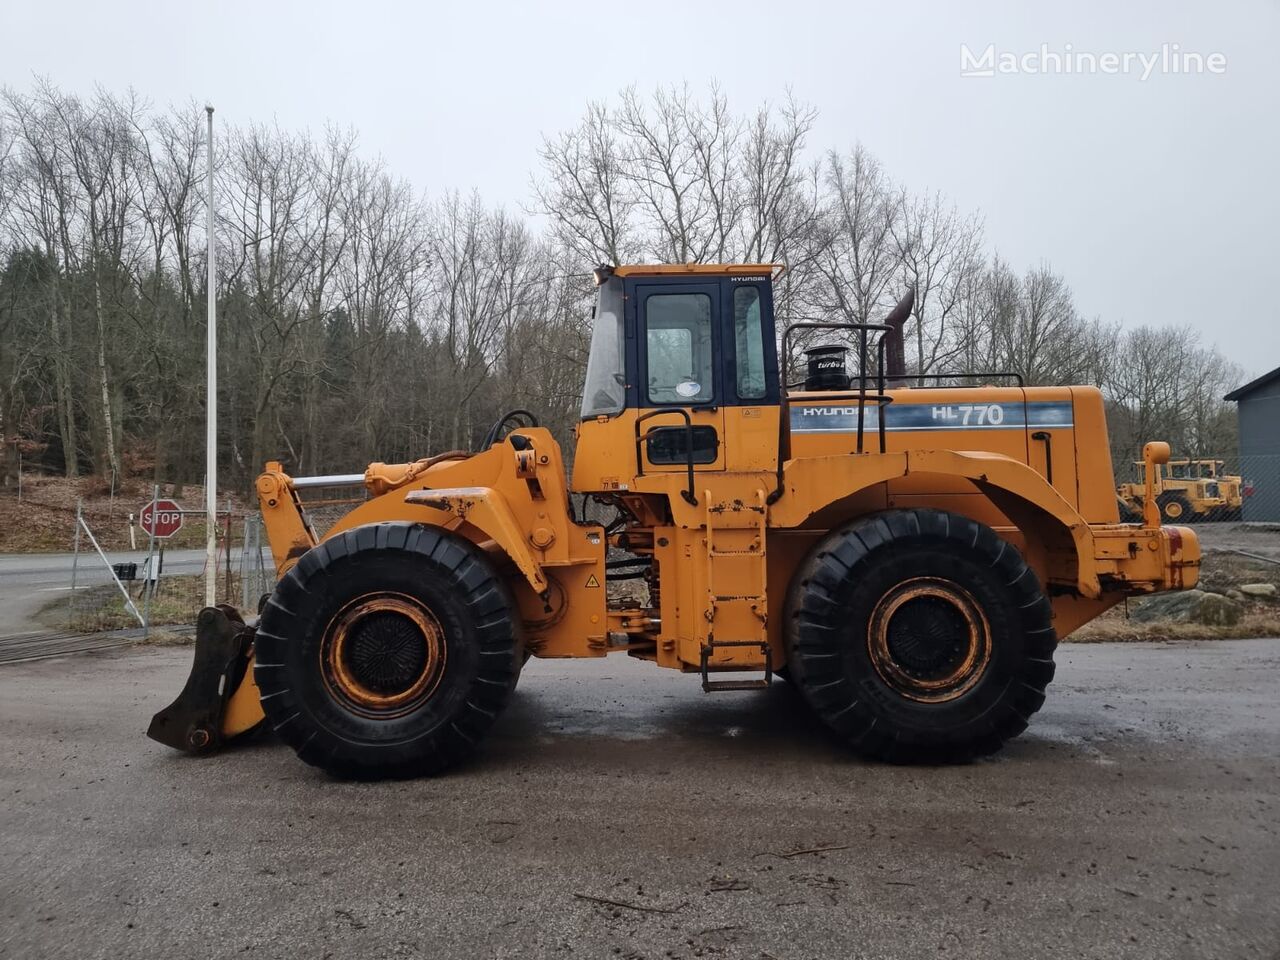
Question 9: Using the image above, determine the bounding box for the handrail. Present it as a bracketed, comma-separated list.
[1032, 430, 1054, 485]
[769, 321, 895, 504]
[290, 473, 367, 490]
[779, 322, 891, 386]
[788, 372, 1026, 389]
[900, 371, 1026, 387]
[635, 408, 698, 506]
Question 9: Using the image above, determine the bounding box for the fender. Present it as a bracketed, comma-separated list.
[403, 486, 549, 593]
[911, 450, 1098, 599]
[321, 485, 550, 595]
[260, 438, 568, 595]
[769, 449, 1100, 598]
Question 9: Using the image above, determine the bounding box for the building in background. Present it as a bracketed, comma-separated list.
[1225, 366, 1280, 522]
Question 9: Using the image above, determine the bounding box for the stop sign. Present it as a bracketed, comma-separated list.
[140, 499, 185, 539]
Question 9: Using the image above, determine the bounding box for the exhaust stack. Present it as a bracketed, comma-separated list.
[882, 289, 915, 385]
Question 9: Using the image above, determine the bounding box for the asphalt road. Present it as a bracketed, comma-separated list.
[0, 549, 265, 635]
[1, 639, 1277, 959]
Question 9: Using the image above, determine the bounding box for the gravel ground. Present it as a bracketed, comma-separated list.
[1195, 522, 1280, 560]
[1, 640, 1278, 960]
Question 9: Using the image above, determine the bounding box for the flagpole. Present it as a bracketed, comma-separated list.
[205, 104, 217, 608]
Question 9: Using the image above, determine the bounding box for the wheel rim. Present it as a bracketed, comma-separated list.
[866, 577, 992, 703]
[320, 592, 447, 717]
[1164, 500, 1184, 519]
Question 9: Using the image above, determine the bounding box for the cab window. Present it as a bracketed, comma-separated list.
[645, 293, 714, 405]
[733, 286, 767, 400]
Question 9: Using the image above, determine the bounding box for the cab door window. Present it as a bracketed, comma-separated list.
[732, 285, 767, 400]
[644, 293, 715, 405]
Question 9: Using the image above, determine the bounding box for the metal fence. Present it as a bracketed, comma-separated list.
[64, 500, 269, 634]
[239, 514, 273, 612]
[1115, 454, 1280, 526]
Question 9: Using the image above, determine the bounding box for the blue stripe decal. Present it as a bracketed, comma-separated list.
[790, 400, 1074, 433]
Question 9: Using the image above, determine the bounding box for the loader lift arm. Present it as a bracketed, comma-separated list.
[255, 460, 320, 577]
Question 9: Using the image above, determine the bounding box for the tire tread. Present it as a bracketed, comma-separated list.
[786, 508, 1057, 764]
[254, 523, 521, 779]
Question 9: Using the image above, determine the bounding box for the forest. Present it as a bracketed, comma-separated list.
[0, 81, 1241, 491]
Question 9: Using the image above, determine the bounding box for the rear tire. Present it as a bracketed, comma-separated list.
[254, 523, 522, 779]
[785, 509, 1056, 763]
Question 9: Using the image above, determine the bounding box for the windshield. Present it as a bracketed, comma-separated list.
[580, 276, 626, 418]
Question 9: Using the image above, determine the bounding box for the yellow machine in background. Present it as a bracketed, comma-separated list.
[1117, 457, 1243, 522]
[150, 263, 1199, 778]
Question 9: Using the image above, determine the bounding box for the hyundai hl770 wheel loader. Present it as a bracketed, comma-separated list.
[148, 263, 1199, 777]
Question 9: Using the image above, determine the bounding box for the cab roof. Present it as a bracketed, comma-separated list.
[608, 263, 784, 279]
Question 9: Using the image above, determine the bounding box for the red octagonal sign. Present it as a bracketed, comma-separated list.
[140, 499, 185, 539]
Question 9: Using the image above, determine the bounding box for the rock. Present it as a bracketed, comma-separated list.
[1238, 582, 1277, 598]
[1194, 592, 1245, 625]
[1129, 591, 1200, 623]
[1130, 589, 1242, 626]
[1227, 589, 1245, 601]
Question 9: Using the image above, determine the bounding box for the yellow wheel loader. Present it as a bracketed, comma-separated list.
[148, 264, 1200, 777]
[1117, 457, 1244, 523]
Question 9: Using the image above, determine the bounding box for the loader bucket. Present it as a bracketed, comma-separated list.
[147, 605, 258, 753]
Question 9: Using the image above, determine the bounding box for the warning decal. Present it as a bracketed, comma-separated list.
[585, 574, 601, 588]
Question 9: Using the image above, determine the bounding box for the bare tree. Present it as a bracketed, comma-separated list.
[221, 123, 322, 473]
[0, 79, 1246, 492]
[2, 85, 81, 474]
[807, 146, 899, 323]
[891, 190, 984, 376]
[533, 101, 634, 266]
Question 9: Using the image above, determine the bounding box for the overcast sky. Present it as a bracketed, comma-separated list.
[4, 0, 1276, 379]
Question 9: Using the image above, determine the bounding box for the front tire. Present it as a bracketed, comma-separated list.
[254, 523, 522, 779]
[786, 509, 1056, 763]
[1158, 492, 1193, 523]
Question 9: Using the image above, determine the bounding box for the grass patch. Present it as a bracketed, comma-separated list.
[140, 628, 197, 647]
[1068, 612, 1280, 643]
[1065, 549, 1280, 642]
[40, 572, 255, 634]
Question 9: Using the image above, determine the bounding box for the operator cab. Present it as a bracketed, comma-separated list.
[580, 264, 782, 418]
[573, 264, 784, 491]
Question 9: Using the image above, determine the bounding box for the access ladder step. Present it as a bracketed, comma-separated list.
[702, 678, 771, 692]
[699, 640, 772, 693]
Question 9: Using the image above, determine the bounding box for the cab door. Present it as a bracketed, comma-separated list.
[633, 281, 726, 474]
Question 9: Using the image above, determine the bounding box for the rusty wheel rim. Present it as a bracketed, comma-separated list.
[320, 592, 446, 717]
[867, 577, 991, 703]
